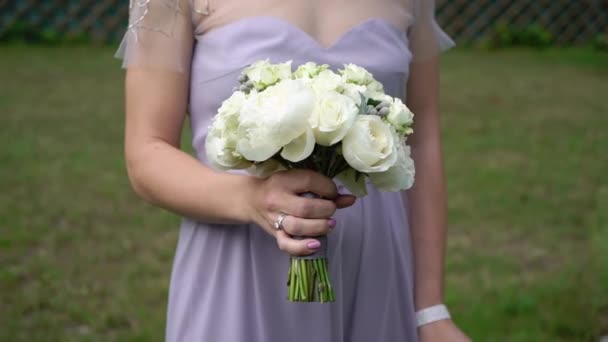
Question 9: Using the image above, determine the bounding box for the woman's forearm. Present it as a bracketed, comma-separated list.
[404, 138, 448, 309]
[124, 68, 261, 225]
[126, 139, 258, 224]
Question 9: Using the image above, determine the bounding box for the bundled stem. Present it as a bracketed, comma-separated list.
[287, 257, 335, 302]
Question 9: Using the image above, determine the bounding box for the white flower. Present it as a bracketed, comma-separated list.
[206, 130, 252, 170]
[309, 90, 358, 146]
[243, 60, 292, 89]
[340, 63, 375, 85]
[294, 62, 329, 79]
[340, 83, 367, 107]
[236, 79, 315, 161]
[247, 159, 286, 178]
[336, 169, 368, 197]
[364, 80, 385, 98]
[281, 127, 315, 162]
[342, 115, 399, 173]
[217, 90, 246, 117]
[369, 144, 415, 191]
[205, 92, 251, 170]
[386, 98, 414, 133]
[311, 69, 342, 93]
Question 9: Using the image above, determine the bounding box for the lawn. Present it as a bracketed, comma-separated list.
[0, 46, 606, 341]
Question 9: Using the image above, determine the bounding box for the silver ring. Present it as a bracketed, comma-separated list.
[273, 213, 288, 231]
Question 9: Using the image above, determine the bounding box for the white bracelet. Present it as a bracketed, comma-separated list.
[415, 304, 451, 327]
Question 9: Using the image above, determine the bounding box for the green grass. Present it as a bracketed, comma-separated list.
[1, 46, 607, 341]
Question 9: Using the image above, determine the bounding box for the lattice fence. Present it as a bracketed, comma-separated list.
[438, 0, 608, 44]
[0, 0, 129, 42]
[0, 0, 607, 43]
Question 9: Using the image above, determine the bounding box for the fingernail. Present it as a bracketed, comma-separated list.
[328, 218, 337, 228]
[307, 241, 321, 249]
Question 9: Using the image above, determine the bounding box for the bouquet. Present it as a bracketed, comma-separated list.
[205, 60, 416, 302]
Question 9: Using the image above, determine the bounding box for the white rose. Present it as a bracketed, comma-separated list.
[370, 93, 392, 102]
[340, 63, 375, 85]
[309, 91, 358, 146]
[386, 98, 414, 132]
[364, 80, 385, 98]
[273, 61, 293, 80]
[243, 60, 293, 89]
[311, 69, 342, 93]
[369, 144, 415, 191]
[236, 79, 315, 161]
[294, 62, 329, 79]
[342, 115, 399, 173]
[340, 83, 366, 107]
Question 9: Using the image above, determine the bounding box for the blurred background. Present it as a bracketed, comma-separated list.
[1, 0, 607, 341]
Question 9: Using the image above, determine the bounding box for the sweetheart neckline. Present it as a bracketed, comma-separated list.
[198, 16, 407, 51]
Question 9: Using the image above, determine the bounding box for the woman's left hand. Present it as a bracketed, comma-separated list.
[418, 320, 472, 342]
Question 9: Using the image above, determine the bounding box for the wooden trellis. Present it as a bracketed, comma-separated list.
[0, 0, 607, 43]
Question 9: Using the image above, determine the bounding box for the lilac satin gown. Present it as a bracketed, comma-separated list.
[117, 1, 454, 341]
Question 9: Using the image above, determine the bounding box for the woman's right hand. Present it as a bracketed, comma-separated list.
[247, 169, 357, 257]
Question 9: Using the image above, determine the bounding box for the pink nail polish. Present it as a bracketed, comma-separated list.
[328, 218, 337, 228]
[307, 241, 321, 249]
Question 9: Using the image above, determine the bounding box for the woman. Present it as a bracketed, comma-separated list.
[118, 0, 470, 341]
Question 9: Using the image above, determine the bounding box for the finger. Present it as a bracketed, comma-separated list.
[334, 194, 356, 209]
[275, 230, 324, 257]
[283, 194, 337, 219]
[279, 169, 338, 199]
[280, 215, 335, 237]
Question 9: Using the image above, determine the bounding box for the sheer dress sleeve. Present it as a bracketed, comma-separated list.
[408, 0, 455, 63]
[115, 0, 194, 75]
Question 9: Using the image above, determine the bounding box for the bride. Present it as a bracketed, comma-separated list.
[118, 0, 470, 341]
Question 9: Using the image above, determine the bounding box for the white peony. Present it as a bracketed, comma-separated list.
[309, 90, 358, 146]
[293, 62, 329, 79]
[386, 98, 414, 133]
[217, 90, 246, 117]
[340, 63, 375, 85]
[236, 79, 315, 162]
[369, 144, 415, 191]
[342, 115, 399, 173]
[280, 127, 316, 162]
[243, 60, 293, 90]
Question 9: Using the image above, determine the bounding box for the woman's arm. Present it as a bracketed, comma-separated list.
[405, 58, 470, 340]
[125, 68, 257, 223]
[404, 56, 446, 310]
[124, 68, 355, 255]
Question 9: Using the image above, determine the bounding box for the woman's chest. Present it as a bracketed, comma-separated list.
[192, 0, 414, 47]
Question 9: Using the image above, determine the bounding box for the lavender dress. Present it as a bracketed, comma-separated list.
[117, 1, 453, 341]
